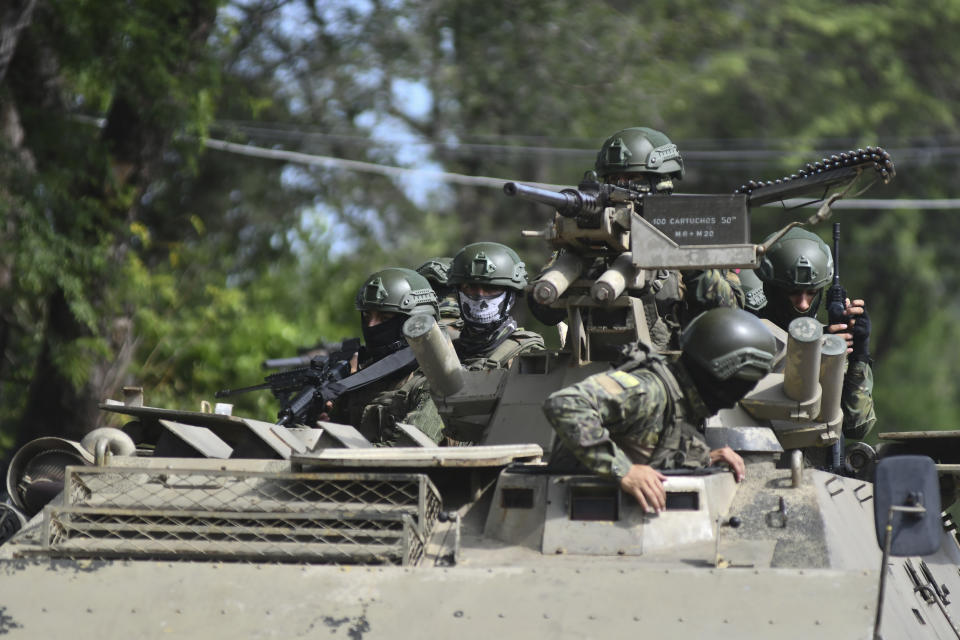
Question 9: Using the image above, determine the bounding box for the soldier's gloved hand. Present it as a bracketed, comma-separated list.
[850, 308, 871, 363]
[826, 298, 867, 357]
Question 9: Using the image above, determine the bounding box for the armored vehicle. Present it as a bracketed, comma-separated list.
[2, 148, 958, 640]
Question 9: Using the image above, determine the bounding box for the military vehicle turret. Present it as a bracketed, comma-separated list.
[2, 146, 957, 640]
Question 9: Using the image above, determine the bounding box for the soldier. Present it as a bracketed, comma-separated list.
[543, 307, 777, 513]
[744, 226, 875, 439]
[529, 126, 743, 349]
[447, 241, 545, 369]
[415, 257, 462, 339]
[595, 126, 744, 327]
[322, 267, 445, 445]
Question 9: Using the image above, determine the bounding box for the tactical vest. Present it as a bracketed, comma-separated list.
[617, 355, 712, 470]
[461, 329, 545, 371]
[639, 269, 684, 351]
[357, 370, 443, 445]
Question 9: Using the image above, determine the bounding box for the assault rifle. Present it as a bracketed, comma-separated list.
[216, 351, 354, 427]
[261, 338, 360, 370]
[216, 343, 418, 428]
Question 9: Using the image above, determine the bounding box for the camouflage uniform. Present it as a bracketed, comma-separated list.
[327, 267, 445, 446]
[648, 268, 744, 350]
[741, 259, 877, 440]
[327, 365, 444, 446]
[841, 361, 875, 439]
[456, 325, 545, 371]
[543, 355, 712, 478]
[416, 257, 463, 340]
[684, 268, 744, 312]
[750, 296, 877, 440]
[437, 295, 463, 339]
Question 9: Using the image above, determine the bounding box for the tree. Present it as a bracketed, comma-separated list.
[0, 0, 221, 450]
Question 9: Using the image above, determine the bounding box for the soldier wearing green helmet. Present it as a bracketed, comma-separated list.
[415, 256, 462, 339]
[604, 127, 744, 343]
[528, 127, 743, 349]
[543, 307, 777, 513]
[595, 126, 685, 192]
[744, 226, 876, 439]
[447, 241, 545, 369]
[322, 267, 446, 445]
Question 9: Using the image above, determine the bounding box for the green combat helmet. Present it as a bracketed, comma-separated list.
[679, 307, 777, 382]
[356, 267, 440, 321]
[756, 227, 833, 327]
[595, 127, 685, 185]
[448, 242, 528, 291]
[757, 227, 833, 292]
[416, 257, 453, 287]
[416, 257, 461, 336]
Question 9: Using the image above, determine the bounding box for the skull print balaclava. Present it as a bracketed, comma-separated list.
[454, 289, 518, 358]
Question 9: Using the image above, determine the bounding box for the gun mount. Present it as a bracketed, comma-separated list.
[508, 148, 895, 368]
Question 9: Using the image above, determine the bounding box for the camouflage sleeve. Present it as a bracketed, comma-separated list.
[682, 269, 744, 314]
[841, 360, 876, 440]
[358, 373, 444, 446]
[542, 369, 669, 479]
[401, 382, 444, 444]
[438, 294, 463, 335]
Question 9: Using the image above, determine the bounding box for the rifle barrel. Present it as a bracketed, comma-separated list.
[214, 381, 271, 398]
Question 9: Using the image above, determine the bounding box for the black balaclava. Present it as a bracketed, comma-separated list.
[762, 284, 822, 331]
[360, 314, 407, 361]
[680, 353, 759, 415]
[455, 289, 518, 357]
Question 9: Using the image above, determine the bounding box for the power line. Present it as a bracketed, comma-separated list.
[205, 137, 960, 209]
[204, 138, 553, 188]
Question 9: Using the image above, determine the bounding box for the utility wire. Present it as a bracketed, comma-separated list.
[204, 138, 558, 189]
[205, 137, 960, 209]
[213, 120, 960, 162]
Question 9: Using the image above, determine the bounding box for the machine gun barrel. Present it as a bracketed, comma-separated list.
[503, 182, 605, 218]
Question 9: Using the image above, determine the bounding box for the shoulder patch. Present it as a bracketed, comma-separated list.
[609, 370, 641, 389]
[744, 287, 767, 312]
